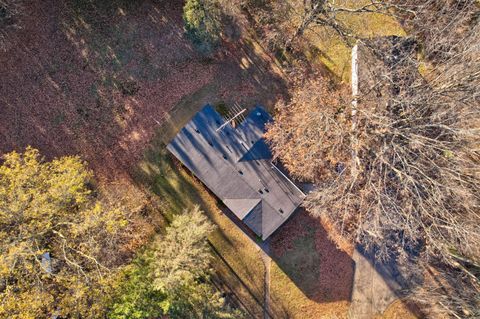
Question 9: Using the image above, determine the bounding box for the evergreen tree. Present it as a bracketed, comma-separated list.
[183, 0, 222, 54]
[109, 207, 245, 319]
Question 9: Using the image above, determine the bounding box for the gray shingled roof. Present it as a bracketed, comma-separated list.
[167, 105, 305, 240]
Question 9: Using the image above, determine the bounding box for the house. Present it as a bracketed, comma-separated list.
[167, 105, 305, 240]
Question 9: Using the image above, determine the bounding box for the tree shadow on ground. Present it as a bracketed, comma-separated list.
[352, 245, 426, 318]
[133, 130, 300, 317]
[0, 0, 287, 183]
[133, 147, 269, 318]
[215, 203, 354, 317]
[267, 209, 355, 304]
[0, 0, 199, 179]
[232, 204, 423, 318]
[133, 143, 425, 318]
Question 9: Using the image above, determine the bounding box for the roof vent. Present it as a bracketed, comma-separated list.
[279, 209, 284, 214]
[238, 170, 243, 175]
[258, 189, 264, 194]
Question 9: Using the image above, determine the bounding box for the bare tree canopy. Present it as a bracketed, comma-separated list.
[392, 0, 479, 62]
[266, 1, 480, 317]
[265, 78, 352, 181]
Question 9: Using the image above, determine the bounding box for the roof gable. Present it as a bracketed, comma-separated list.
[224, 198, 261, 220]
[167, 105, 305, 240]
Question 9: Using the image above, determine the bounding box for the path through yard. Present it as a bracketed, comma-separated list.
[260, 240, 272, 319]
[349, 248, 402, 318]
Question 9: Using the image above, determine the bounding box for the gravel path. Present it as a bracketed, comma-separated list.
[349, 248, 401, 318]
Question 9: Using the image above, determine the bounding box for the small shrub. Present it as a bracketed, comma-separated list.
[119, 79, 139, 96]
[183, 0, 222, 55]
[214, 100, 229, 117]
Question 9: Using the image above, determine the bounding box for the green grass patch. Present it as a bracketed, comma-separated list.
[289, 0, 406, 82]
[273, 225, 321, 295]
[270, 261, 351, 319]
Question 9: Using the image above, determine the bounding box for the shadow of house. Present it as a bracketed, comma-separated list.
[268, 208, 355, 304]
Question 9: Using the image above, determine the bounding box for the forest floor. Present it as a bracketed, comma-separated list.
[0, 0, 416, 318]
[0, 0, 285, 185]
[0, 1, 283, 314]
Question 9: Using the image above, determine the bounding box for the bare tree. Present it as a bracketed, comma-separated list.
[237, 0, 400, 51]
[392, 0, 479, 62]
[264, 77, 352, 181]
[284, 0, 393, 48]
[266, 2, 480, 317]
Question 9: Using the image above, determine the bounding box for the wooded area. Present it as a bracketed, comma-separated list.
[263, 1, 480, 317]
[1, 0, 479, 318]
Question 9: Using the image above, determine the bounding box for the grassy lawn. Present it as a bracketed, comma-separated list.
[207, 207, 266, 318]
[269, 210, 355, 318]
[288, 0, 406, 82]
[270, 263, 351, 319]
[377, 300, 420, 319]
